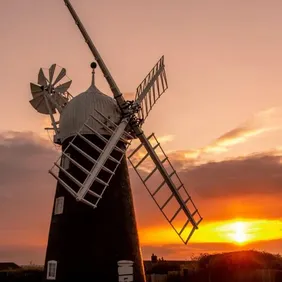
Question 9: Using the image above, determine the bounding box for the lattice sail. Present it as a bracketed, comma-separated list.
[135, 56, 168, 124]
[128, 133, 202, 244]
[49, 112, 132, 208]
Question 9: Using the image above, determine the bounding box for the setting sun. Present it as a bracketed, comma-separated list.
[232, 222, 247, 244]
[217, 220, 253, 245]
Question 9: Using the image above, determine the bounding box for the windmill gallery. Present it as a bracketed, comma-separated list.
[29, 1, 202, 281]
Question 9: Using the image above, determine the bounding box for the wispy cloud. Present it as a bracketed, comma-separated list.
[162, 107, 282, 166]
[157, 135, 175, 144]
[203, 107, 281, 154]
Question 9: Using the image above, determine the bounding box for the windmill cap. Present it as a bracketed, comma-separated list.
[58, 84, 121, 143]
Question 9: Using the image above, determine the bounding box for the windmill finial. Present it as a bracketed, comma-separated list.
[90, 62, 97, 86]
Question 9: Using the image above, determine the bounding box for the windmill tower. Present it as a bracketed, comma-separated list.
[29, 1, 203, 281]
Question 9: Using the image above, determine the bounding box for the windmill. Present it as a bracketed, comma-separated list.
[29, 64, 72, 143]
[29, 1, 203, 281]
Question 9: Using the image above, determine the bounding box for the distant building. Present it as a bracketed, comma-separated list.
[0, 262, 20, 271]
[144, 254, 194, 272]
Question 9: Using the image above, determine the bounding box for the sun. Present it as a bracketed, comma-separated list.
[232, 221, 247, 244]
[233, 222, 246, 243]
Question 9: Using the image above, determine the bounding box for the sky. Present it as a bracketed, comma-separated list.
[0, 0, 282, 265]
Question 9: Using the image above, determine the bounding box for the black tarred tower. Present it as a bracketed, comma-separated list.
[44, 63, 145, 281]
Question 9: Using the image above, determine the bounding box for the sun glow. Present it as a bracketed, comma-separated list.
[232, 222, 247, 244]
[217, 220, 253, 245]
[138, 219, 282, 245]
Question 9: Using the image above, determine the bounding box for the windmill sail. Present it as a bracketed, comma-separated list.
[64, 0, 126, 108]
[52, 67, 67, 87]
[38, 68, 48, 87]
[128, 133, 202, 244]
[49, 112, 133, 208]
[135, 56, 168, 124]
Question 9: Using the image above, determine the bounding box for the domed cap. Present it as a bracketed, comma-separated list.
[59, 83, 121, 143]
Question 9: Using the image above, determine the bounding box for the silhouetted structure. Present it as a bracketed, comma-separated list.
[0, 262, 20, 271]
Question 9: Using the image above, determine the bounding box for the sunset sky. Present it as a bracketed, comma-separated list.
[1, 0, 282, 265]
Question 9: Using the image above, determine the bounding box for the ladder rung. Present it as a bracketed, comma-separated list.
[62, 152, 90, 175]
[185, 227, 196, 244]
[134, 152, 150, 169]
[95, 176, 109, 187]
[84, 123, 108, 143]
[144, 166, 158, 182]
[92, 110, 118, 129]
[108, 155, 120, 164]
[184, 196, 191, 204]
[49, 170, 77, 198]
[152, 180, 165, 196]
[87, 189, 102, 199]
[54, 163, 83, 188]
[70, 142, 98, 164]
[160, 69, 165, 91]
[78, 133, 119, 164]
[134, 142, 159, 169]
[80, 197, 97, 208]
[161, 157, 168, 163]
[143, 157, 168, 183]
[192, 209, 198, 217]
[160, 193, 174, 210]
[128, 143, 143, 159]
[69, 142, 114, 175]
[78, 133, 103, 153]
[147, 133, 154, 140]
[170, 206, 182, 223]
[101, 165, 115, 175]
[153, 172, 175, 193]
[91, 114, 130, 145]
[90, 114, 115, 135]
[177, 184, 184, 190]
[197, 217, 203, 225]
[113, 145, 126, 154]
[179, 220, 189, 236]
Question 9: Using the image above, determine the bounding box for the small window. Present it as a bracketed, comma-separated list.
[54, 197, 64, 215]
[47, 260, 57, 280]
[62, 153, 70, 170]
